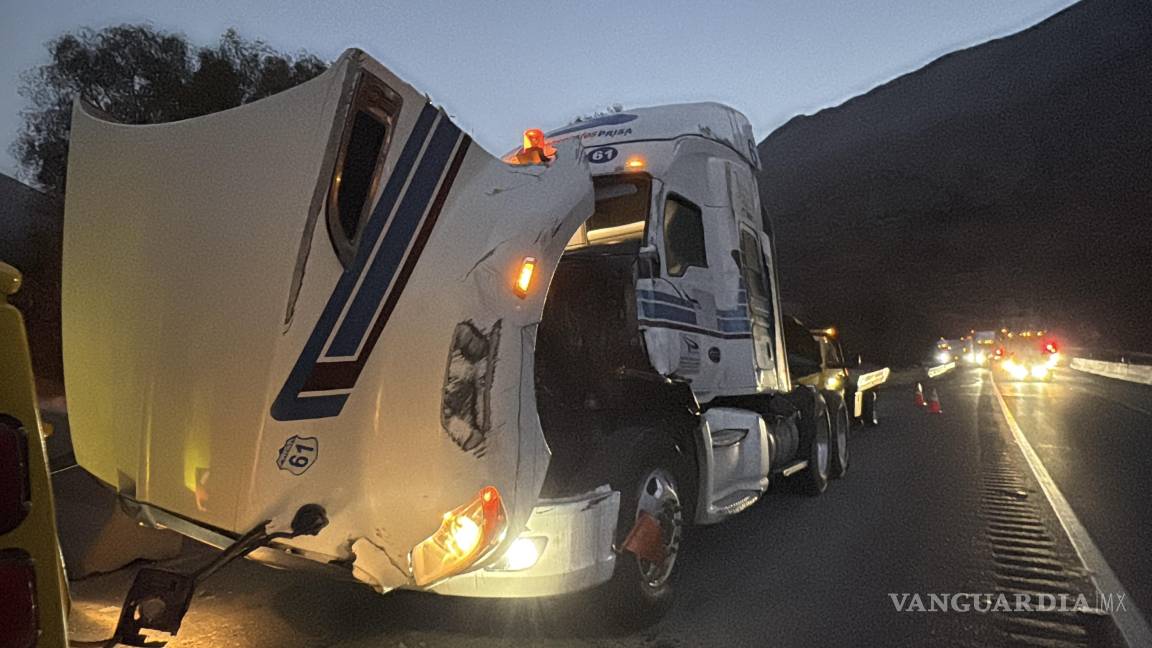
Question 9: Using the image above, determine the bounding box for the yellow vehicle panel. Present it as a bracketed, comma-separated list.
[1, 261, 70, 647]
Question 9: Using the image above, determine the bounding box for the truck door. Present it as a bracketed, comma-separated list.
[638, 188, 719, 388]
[737, 226, 777, 389]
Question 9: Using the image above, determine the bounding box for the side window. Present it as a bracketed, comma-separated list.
[327, 75, 401, 265]
[823, 339, 843, 367]
[739, 229, 768, 303]
[783, 316, 822, 376]
[663, 195, 707, 276]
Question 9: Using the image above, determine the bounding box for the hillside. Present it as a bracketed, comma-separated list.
[758, 0, 1152, 363]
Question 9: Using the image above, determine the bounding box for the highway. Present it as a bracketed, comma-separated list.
[996, 367, 1152, 634]
[65, 367, 1149, 647]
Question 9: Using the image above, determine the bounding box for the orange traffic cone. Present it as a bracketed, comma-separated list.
[914, 382, 926, 407]
[927, 388, 942, 414]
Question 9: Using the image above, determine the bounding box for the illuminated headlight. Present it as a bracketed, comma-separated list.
[935, 351, 951, 365]
[1047, 352, 1061, 366]
[1005, 361, 1028, 380]
[975, 351, 986, 365]
[825, 375, 842, 391]
[488, 536, 547, 572]
[1030, 364, 1049, 379]
[410, 486, 507, 586]
[965, 352, 977, 364]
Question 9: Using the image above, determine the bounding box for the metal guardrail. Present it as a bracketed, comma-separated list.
[926, 361, 956, 378]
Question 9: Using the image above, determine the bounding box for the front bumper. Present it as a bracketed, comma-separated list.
[431, 485, 620, 598]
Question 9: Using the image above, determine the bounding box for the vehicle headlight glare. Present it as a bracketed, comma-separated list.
[490, 536, 547, 572]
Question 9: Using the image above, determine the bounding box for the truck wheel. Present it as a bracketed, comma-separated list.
[822, 390, 849, 479]
[605, 455, 688, 624]
[798, 392, 831, 495]
[862, 391, 879, 427]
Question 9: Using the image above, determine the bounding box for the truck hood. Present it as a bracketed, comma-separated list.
[63, 49, 593, 590]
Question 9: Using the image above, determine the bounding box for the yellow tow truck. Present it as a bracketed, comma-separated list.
[783, 316, 890, 478]
[1, 261, 70, 648]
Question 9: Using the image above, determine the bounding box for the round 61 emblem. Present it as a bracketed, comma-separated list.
[277, 435, 318, 476]
[586, 146, 619, 164]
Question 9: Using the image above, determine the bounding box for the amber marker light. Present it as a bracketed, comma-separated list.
[410, 486, 507, 587]
[514, 256, 537, 298]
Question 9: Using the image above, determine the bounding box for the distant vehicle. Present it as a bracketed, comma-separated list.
[61, 47, 847, 633]
[997, 330, 1059, 381]
[960, 330, 998, 366]
[935, 338, 962, 365]
[0, 261, 70, 648]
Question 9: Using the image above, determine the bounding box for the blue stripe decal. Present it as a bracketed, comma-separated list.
[640, 301, 698, 324]
[638, 319, 753, 340]
[327, 118, 461, 356]
[717, 318, 752, 333]
[636, 289, 694, 308]
[271, 104, 441, 421]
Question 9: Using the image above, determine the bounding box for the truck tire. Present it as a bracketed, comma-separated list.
[794, 388, 830, 495]
[822, 390, 849, 479]
[601, 430, 695, 625]
[862, 390, 879, 427]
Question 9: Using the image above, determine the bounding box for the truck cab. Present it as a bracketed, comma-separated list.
[62, 50, 838, 629]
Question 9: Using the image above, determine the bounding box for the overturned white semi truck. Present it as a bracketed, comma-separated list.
[63, 49, 845, 638]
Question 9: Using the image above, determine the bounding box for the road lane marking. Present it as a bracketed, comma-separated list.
[992, 375, 1152, 647]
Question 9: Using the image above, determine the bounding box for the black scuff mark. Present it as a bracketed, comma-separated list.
[462, 247, 498, 280]
[441, 319, 502, 456]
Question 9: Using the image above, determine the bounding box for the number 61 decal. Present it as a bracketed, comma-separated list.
[277, 435, 319, 476]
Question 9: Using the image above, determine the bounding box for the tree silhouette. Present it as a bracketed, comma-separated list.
[12, 24, 327, 194]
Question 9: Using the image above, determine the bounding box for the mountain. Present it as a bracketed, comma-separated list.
[758, 0, 1152, 364]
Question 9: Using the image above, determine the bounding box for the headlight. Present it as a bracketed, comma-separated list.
[488, 536, 547, 572]
[1030, 364, 1049, 379]
[1006, 361, 1028, 380]
[975, 351, 986, 365]
[825, 375, 843, 391]
[410, 486, 508, 586]
[935, 351, 951, 364]
[1047, 352, 1060, 366]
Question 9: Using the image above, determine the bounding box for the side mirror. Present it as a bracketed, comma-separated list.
[638, 244, 661, 278]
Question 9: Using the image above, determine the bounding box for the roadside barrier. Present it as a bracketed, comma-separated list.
[1070, 357, 1152, 385]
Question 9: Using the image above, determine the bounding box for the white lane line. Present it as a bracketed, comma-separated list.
[992, 375, 1152, 647]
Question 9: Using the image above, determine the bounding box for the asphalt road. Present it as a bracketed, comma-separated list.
[995, 366, 1152, 626]
[66, 368, 1133, 647]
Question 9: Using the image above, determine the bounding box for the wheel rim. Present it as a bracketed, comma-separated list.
[634, 468, 682, 590]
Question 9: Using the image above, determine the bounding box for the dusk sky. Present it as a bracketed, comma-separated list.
[1, 0, 1077, 180]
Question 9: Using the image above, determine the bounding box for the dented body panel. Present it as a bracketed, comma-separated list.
[64, 50, 593, 593]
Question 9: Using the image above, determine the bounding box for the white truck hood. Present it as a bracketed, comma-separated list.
[62, 49, 593, 590]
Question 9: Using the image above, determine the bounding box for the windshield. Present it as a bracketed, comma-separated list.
[567, 173, 652, 248]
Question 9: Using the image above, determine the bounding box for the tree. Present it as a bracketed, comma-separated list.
[12, 24, 328, 194]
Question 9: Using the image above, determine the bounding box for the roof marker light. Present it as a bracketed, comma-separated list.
[625, 155, 645, 170]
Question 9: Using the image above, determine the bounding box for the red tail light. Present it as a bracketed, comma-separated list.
[0, 420, 31, 535]
[0, 550, 38, 648]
